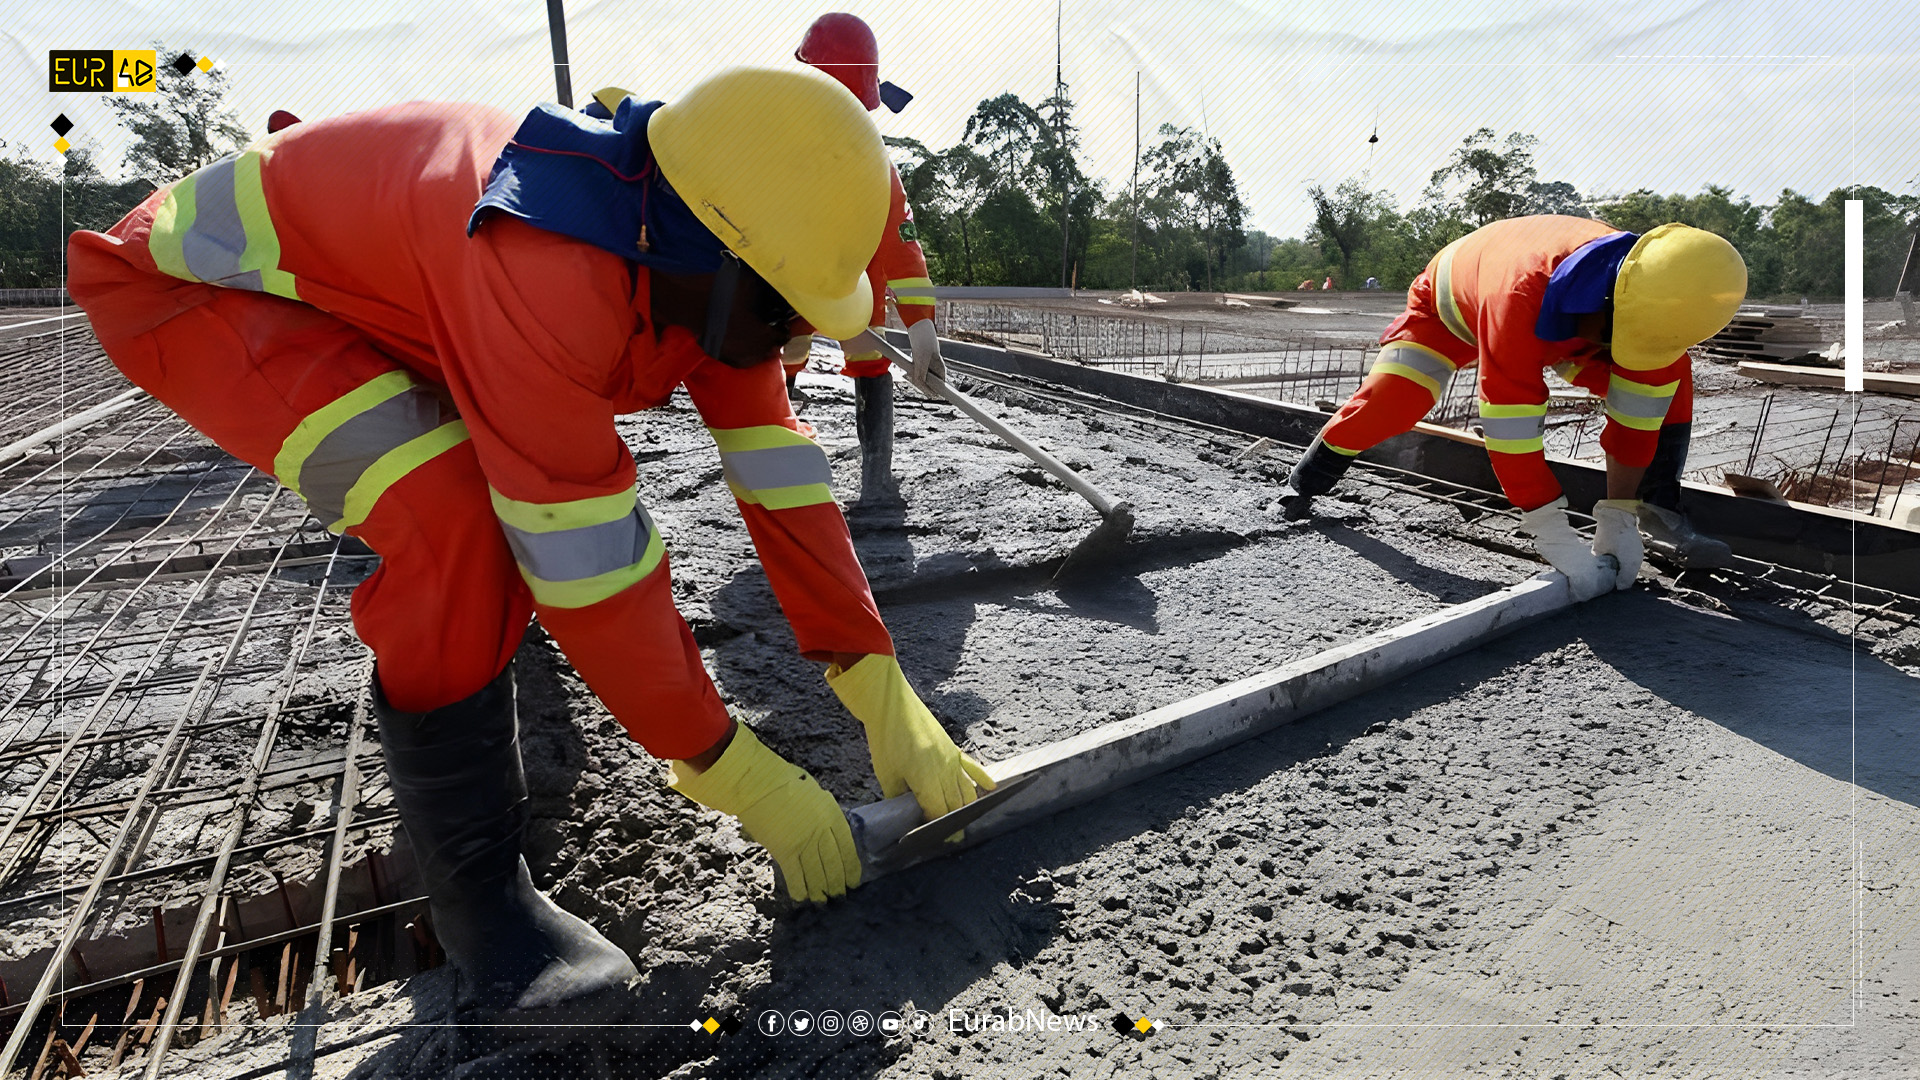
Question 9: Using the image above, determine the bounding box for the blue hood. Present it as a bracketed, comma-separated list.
[468, 97, 727, 276]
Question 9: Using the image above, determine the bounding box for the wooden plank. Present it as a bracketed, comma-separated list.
[1738, 361, 1920, 398]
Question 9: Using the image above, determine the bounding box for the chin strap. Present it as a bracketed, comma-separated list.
[701, 253, 743, 358]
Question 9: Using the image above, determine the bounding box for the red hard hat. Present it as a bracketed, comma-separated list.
[796, 12, 880, 111]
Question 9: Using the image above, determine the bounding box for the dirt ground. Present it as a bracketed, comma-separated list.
[105, 359, 1920, 1080]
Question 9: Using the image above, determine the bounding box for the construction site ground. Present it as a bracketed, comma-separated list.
[38, 333, 1909, 1079]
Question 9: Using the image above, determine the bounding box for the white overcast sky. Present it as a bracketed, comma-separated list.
[6, 0, 1917, 236]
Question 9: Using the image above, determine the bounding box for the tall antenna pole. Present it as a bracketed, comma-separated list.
[1131, 69, 1139, 292]
[1056, 0, 1070, 289]
[545, 0, 572, 107]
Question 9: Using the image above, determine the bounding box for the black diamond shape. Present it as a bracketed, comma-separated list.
[50, 114, 73, 137]
[719, 1015, 743, 1036]
[171, 53, 197, 75]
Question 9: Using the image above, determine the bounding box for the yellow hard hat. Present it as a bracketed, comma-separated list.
[648, 67, 887, 341]
[1610, 223, 1748, 371]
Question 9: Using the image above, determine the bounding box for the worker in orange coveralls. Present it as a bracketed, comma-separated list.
[1277, 216, 1747, 600]
[790, 12, 940, 505]
[66, 68, 993, 1030]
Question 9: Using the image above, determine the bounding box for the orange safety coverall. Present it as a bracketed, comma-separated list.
[66, 102, 893, 761]
[786, 164, 935, 380]
[1318, 215, 1693, 511]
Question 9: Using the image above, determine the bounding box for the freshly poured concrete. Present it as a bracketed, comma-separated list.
[111, 369, 1920, 1080]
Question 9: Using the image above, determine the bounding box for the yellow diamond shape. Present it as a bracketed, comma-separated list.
[54, 138, 70, 155]
[197, 56, 213, 72]
[1134, 1016, 1153, 1033]
[702, 1017, 719, 1033]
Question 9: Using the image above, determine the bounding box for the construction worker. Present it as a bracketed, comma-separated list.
[65, 69, 992, 1031]
[792, 12, 939, 505]
[1278, 216, 1747, 598]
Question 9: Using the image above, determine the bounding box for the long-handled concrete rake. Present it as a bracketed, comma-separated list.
[849, 331, 1135, 580]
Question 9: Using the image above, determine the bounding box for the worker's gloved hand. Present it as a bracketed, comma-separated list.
[1519, 497, 1617, 602]
[905, 320, 947, 399]
[1590, 498, 1645, 591]
[827, 654, 994, 822]
[668, 725, 859, 903]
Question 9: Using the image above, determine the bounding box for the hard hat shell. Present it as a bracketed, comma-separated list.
[1610, 223, 1748, 371]
[648, 67, 887, 341]
[796, 12, 881, 110]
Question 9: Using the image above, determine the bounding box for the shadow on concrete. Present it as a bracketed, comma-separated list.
[1318, 522, 1508, 604]
[1581, 590, 1920, 811]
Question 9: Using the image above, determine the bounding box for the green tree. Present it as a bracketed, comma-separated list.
[1308, 178, 1392, 285]
[103, 44, 250, 183]
[1424, 128, 1539, 227]
[1141, 125, 1248, 290]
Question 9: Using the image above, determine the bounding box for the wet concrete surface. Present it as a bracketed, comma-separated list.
[116, 369, 1920, 1079]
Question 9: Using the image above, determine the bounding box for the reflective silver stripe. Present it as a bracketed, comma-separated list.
[1605, 377, 1677, 420]
[297, 384, 450, 521]
[1479, 414, 1546, 442]
[1374, 344, 1453, 384]
[1433, 241, 1478, 346]
[179, 156, 262, 291]
[721, 444, 833, 493]
[499, 505, 656, 584]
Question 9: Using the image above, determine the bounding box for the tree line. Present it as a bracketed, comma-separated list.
[4, 64, 1914, 302]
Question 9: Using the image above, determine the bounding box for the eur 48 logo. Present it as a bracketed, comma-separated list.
[49, 51, 157, 93]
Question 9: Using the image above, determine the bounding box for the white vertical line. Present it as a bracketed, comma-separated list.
[1844, 200, 1863, 392]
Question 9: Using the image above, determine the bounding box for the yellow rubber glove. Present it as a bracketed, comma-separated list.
[668, 725, 859, 903]
[826, 654, 995, 821]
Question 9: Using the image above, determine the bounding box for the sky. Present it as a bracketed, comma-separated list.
[6, 0, 1918, 237]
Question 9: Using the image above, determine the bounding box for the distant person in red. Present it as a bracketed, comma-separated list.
[1278, 216, 1747, 595]
[1322, 276, 1334, 290]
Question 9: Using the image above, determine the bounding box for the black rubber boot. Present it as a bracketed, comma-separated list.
[1276, 439, 1354, 519]
[1635, 422, 1733, 568]
[1639, 422, 1691, 513]
[373, 667, 638, 1022]
[854, 374, 901, 505]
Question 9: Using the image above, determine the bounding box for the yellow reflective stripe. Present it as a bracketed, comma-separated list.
[331, 421, 470, 532]
[1370, 342, 1456, 402]
[1604, 373, 1679, 431]
[747, 482, 837, 510]
[149, 176, 197, 281]
[1478, 402, 1549, 418]
[274, 371, 416, 495]
[1479, 401, 1547, 454]
[232, 152, 298, 300]
[890, 276, 936, 306]
[520, 527, 666, 609]
[1484, 436, 1546, 454]
[488, 487, 637, 534]
[1322, 442, 1363, 457]
[708, 424, 816, 454]
[1433, 241, 1477, 346]
[1370, 361, 1442, 399]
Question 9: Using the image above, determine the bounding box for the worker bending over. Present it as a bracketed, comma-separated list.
[67, 69, 990, 1029]
[1279, 216, 1747, 597]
